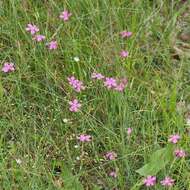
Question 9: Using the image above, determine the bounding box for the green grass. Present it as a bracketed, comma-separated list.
[0, 0, 190, 189]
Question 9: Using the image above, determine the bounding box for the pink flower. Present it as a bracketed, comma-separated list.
[168, 134, 180, 144]
[77, 134, 91, 142]
[2, 62, 15, 73]
[69, 99, 81, 112]
[160, 177, 174, 187]
[33, 34, 45, 42]
[120, 31, 132, 38]
[59, 10, 72, 21]
[143, 176, 156, 187]
[91, 72, 104, 80]
[174, 149, 186, 158]
[109, 171, 117, 178]
[47, 41, 58, 50]
[127, 128, 132, 136]
[104, 77, 117, 89]
[26, 24, 39, 35]
[67, 76, 85, 92]
[105, 151, 117, 160]
[120, 50, 129, 58]
[114, 78, 128, 92]
[114, 83, 126, 92]
[120, 78, 128, 85]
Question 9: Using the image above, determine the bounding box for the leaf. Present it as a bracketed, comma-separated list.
[93, 185, 101, 190]
[61, 165, 84, 190]
[0, 81, 3, 99]
[169, 85, 177, 113]
[136, 145, 174, 176]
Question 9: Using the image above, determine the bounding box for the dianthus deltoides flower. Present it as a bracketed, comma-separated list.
[174, 149, 186, 158]
[59, 10, 72, 21]
[91, 71, 128, 92]
[127, 128, 132, 136]
[109, 171, 117, 178]
[103, 77, 128, 92]
[33, 34, 45, 42]
[69, 99, 81, 112]
[104, 77, 117, 89]
[168, 134, 180, 144]
[105, 151, 117, 160]
[67, 76, 85, 92]
[77, 134, 91, 142]
[115, 78, 128, 92]
[47, 40, 58, 50]
[2, 62, 15, 73]
[91, 72, 104, 80]
[120, 31, 132, 38]
[114, 82, 126, 92]
[143, 176, 156, 187]
[120, 50, 129, 58]
[160, 176, 174, 187]
[26, 24, 39, 35]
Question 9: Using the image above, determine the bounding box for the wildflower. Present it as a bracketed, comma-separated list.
[73, 57, 80, 62]
[105, 151, 117, 160]
[120, 50, 129, 58]
[160, 177, 174, 187]
[115, 82, 126, 92]
[168, 134, 180, 144]
[67, 76, 85, 92]
[33, 34, 45, 42]
[127, 128, 132, 136]
[77, 134, 91, 142]
[63, 118, 69, 123]
[68, 76, 76, 84]
[104, 77, 117, 89]
[2, 62, 15, 73]
[59, 10, 72, 21]
[91, 72, 104, 80]
[26, 24, 39, 35]
[15, 158, 22, 164]
[47, 41, 58, 50]
[69, 99, 81, 112]
[143, 176, 156, 187]
[120, 78, 128, 85]
[174, 149, 186, 158]
[114, 78, 128, 92]
[109, 171, 117, 178]
[120, 31, 132, 38]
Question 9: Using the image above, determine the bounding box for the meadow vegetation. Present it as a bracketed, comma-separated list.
[0, 0, 190, 189]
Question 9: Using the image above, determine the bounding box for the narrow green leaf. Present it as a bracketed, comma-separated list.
[169, 85, 177, 113]
[0, 81, 4, 99]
